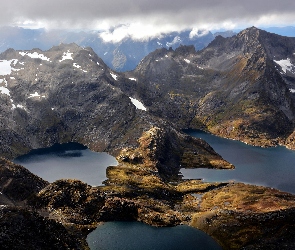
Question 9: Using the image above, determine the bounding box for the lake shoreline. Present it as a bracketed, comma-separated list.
[2, 129, 295, 249]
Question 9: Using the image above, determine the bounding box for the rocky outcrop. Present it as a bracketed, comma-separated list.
[0, 206, 83, 250]
[191, 183, 295, 249]
[0, 158, 48, 206]
[116, 126, 233, 178]
[26, 169, 295, 249]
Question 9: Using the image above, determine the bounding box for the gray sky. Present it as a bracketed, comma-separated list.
[2, 0, 295, 41]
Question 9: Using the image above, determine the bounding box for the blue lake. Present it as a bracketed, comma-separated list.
[13, 141, 223, 249]
[87, 221, 221, 250]
[13, 132, 295, 249]
[182, 129, 295, 194]
[14, 142, 118, 186]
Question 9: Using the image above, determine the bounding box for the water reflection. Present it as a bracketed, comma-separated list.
[14, 142, 117, 186]
[182, 130, 295, 194]
[87, 221, 222, 250]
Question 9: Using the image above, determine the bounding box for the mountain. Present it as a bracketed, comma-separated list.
[1, 26, 295, 73]
[0, 26, 215, 72]
[2, 30, 295, 249]
[117, 27, 295, 148]
[0, 43, 231, 176]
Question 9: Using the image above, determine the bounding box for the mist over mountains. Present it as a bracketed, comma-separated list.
[1, 26, 294, 72]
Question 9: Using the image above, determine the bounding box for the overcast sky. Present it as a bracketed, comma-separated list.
[2, 0, 295, 41]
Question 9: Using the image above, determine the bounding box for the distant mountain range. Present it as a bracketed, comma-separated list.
[1, 26, 294, 71]
[1, 26, 295, 154]
[2, 27, 295, 249]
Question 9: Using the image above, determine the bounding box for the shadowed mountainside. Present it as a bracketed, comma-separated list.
[117, 27, 295, 148]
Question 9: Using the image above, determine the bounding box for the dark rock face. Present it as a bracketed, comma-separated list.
[0, 158, 48, 205]
[0, 43, 232, 173]
[121, 27, 295, 148]
[0, 206, 82, 250]
[0, 43, 146, 159]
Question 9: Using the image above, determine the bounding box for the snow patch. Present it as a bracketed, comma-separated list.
[0, 86, 10, 96]
[19, 52, 50, 61]
[165, 55, 168, 58]
[289, 88, 295, 93]
[274, 58, 295, 74]
[16, 104, 25, 109]
[129, 97, 147, 111]
[28, 92, 45, 98]
[184, 59, 191, 64]
[110, 72, 118, 80]
[157, 42, 162, 46]
[0, 60, 13, 75]
[59, 50, 73, 62]
[73, 63, 81, 69]
[129, 78, 136, 81]
[0, 79, 8, 86]
[11, 100, 26, 110]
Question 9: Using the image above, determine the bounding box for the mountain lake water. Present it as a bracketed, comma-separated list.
[13, 131, 295, 249]
[86, 221, 222, 250]
[14, 142, 118, 186]
[182, 129, 295, 194]
[13, 141, 222, 249]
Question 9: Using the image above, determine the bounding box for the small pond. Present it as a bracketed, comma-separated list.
[87, 221, 222, 250]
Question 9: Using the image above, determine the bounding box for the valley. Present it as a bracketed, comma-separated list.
[1, 27, 295, 249]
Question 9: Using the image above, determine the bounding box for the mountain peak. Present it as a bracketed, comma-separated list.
[237, 26, 261, 39]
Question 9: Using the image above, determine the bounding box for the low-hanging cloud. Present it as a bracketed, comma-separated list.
[2, 0, 295, 41]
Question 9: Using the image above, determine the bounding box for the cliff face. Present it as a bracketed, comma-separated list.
[0, 206, 83, 250]
[0, 43, 137, 159]
[0, 158, 48, 206]
[0, 159, 85, 249]
[122, 27, 295, 147]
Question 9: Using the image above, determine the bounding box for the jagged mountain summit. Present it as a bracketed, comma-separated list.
[118, 27, 295, 148]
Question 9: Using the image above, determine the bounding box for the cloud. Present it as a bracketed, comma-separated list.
[2, 0, 295, 41]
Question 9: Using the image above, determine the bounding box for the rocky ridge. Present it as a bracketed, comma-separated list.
[0, 26, 216, 72]
[1, 31, 295, 249]
[121, 27, 295, 148]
